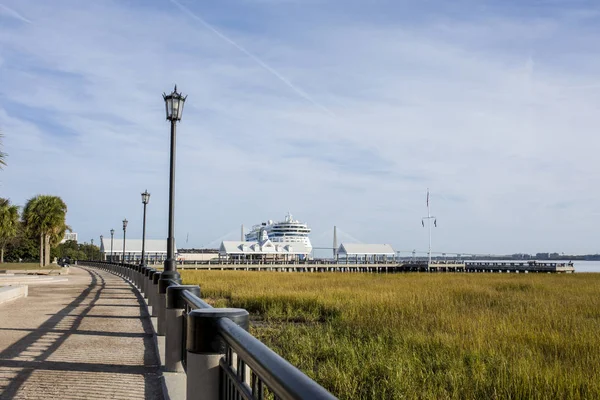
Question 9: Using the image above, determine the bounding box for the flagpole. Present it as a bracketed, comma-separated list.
[428, 189, 432, 265]
[422, 188, 436, 270]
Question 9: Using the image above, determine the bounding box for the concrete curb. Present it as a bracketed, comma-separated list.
[0, 277, 68, 285]
[0, 285, 28, 305]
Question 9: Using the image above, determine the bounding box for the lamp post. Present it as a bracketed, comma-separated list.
[122, 219, 128, 265]
[161, 85, 186, 284]
[90, 239, 94, 261]
[100, 235, 103, 261]
[110, 229, 115, 262]
[141, 190, 150, 266]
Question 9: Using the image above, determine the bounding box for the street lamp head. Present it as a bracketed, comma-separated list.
[110, 229, 114, 236]
[123, 218, 128, 230]
[163, 85, 187, 121]
[141, 190, 151, 204]
[100, 235, 103, 240]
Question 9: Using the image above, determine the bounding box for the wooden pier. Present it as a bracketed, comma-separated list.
[175, 260, 575, 273]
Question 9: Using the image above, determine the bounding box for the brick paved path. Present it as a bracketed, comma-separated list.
[0, 267, 163, 399]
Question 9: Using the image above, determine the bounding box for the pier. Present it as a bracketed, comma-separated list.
[174, 260, 575, 273]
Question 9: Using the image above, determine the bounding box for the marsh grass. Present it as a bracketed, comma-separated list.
[182, 271, 600, 399]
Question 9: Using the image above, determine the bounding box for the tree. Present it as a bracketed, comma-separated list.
[22, 195, 68, 267]
[51, 240, 88, 261]
[0, 198, 19, 262]
[0, 132, 6, 169]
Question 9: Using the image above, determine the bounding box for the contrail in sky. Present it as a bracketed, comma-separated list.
[169, 0, 335, 116]
[0, 4, 32, 23]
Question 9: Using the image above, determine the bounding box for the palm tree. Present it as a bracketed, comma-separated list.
[0, 198, 19, 263]
[0, 132, 6, 168]
[22, 195, 68, 267]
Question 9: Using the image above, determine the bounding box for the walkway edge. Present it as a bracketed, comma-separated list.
[94, 265, 180, 400]
[0, 285, 28, 305]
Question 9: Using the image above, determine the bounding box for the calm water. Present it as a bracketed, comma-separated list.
[470, 260, 600, 273]
[572, 260, 600, 273]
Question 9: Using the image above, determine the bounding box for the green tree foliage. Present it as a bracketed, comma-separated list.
[51, 240, 100, 261]
[3, 224, 38, 262]
[0, 198, 20, 262]
[22, 195, 68, 267]
[0, 132, 6, 168]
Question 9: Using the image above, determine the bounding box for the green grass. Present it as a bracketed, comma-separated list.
[0, 263, 60, 270]
[182, 271, 600, 400]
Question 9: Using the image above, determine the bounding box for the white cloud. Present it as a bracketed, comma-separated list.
[0, 3, 32, 24]
[0, 0, 599, 254]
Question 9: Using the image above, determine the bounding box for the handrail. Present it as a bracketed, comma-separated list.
[167, 274, 337, 399]
[79, 260, 338, 400]
[181, 287, 212, 310]
[218, 317, 337, 400]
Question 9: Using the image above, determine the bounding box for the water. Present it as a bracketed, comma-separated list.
[476, 260, 600, 273]
[467, 260, 600, 273]
[572, 260, 600, 273]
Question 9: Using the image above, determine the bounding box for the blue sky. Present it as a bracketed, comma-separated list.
[1, 0, 599, 255]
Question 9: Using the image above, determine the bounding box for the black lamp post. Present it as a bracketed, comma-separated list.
[100, 235, 103, 261]
[161, 85, 186, 284]
[110, 229, 115, 262]
[90, 239, 94, 261]
[122, 219, 128, 265]
[141, 190, 150, 266]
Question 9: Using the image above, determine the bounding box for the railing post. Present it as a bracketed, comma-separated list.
[132, 264, 137, 287]
[165, 285, 200, 372]
[139, 265, 145, 290]
[134, 265, 141, 288]
[186, 309, 249, 400]
[146, 269, 156, 313]
[157, 277, 174, 335]
[145, 268, 153, 302]
[140, 266, 148, 296]
[151, 272, 161, 317]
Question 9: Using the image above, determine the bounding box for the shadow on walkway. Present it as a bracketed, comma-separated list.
[0, 267, 163, 400]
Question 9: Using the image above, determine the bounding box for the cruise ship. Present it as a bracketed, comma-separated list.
[245, 212, 312, 250]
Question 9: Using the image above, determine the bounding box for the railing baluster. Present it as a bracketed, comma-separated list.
[258, 379, 264, 400]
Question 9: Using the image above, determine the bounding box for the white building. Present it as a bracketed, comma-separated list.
[337, 243, 396, 263]
[178, 251, 219, 262]
[60, 233, 78, 243]
[100, 238, 174, 263]
[220, 230, 311, 262]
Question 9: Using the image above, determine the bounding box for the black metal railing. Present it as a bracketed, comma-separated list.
[80, 261, 337, 400]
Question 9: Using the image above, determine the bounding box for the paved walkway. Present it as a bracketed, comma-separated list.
[0, 267, 163, 399]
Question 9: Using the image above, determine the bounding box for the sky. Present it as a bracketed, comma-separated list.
[0, 0, 599, 256]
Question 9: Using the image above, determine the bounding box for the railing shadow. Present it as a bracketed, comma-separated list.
[0, 266, 163, 399]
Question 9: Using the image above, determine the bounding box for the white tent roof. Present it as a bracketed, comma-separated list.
[338, 243, 395, 256]
[100, 238, 173, 254]
[220, 240, 311, 255]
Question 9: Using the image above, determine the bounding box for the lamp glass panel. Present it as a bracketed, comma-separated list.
[177, 98, 185, 119]
[171, 98, 179, 119]
[164, 96, 170, 119]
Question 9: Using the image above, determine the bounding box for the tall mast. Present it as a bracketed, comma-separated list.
[422, 188, 436, 266]
[428, 189, 432, 264]
[333, 225, 337, 259]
